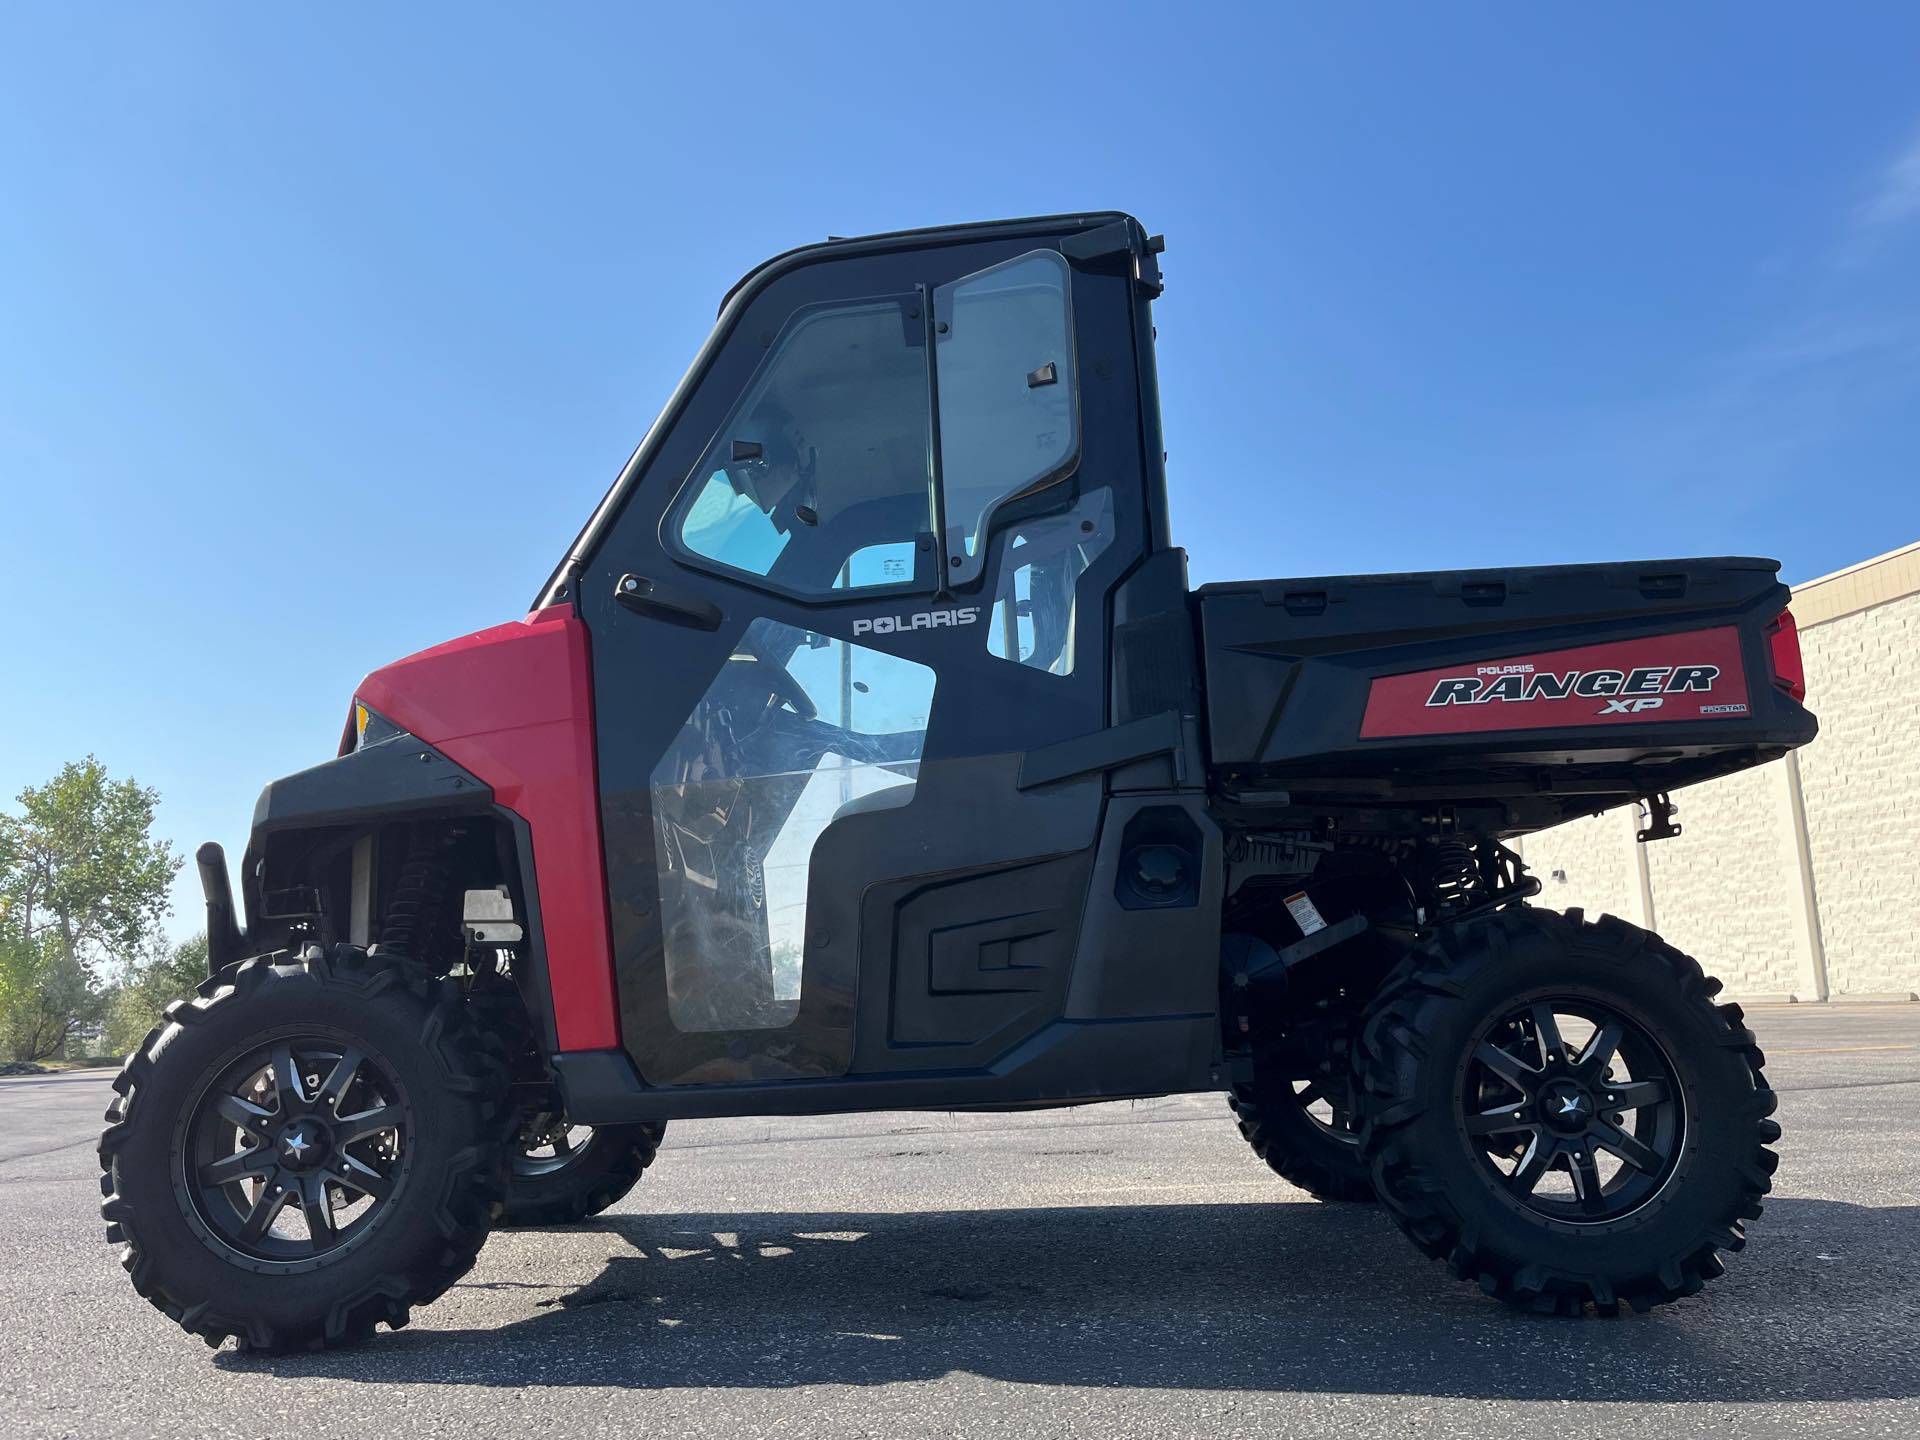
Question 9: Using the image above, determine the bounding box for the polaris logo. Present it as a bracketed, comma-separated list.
[1425, 664, 1722, 715]
[852, 606, 981, 636]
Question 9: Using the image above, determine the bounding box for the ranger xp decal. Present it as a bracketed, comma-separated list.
[1359, 626, 1750, 738]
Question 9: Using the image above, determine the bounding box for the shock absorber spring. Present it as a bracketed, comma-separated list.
[379, 828, 458, 964]
[1430, 837, 1482, 917]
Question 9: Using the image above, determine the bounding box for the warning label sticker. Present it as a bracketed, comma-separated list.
[1284, 891, 1328, 937]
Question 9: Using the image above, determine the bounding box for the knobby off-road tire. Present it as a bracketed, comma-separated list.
[1229, 1081, 1374, 1202]
[501, 1122, 666, 1226]
[1356, 907, 1779, 1315]
[98, 945, 513, 1352]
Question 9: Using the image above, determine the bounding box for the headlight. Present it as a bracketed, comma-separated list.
[348, 700, 405, 752]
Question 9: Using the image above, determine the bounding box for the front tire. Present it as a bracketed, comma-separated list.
[1356, 907, 1780, 1315]
[98, 946, 512, 1351]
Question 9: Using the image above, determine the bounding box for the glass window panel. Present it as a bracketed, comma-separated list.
[650, 618, 935, 1033]
[679, 469, 792, 576]
[934, 251, 1079, 583]
[672, 297, 933, 594]
[985, 488, 1114, 676]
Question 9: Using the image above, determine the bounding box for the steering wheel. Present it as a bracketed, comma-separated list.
[733, 654, 817, 721]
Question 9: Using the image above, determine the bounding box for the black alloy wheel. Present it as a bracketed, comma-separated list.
[1230, 1071, 1375, 1202]
[1460, 1000, 1682, 1224]
[498, 1114, 667, 1226]
[100, 945, 511, 1351]
[182, 1037, 410, 1268]
[1356, 907, 1780, 1315]
[1291, 1075, 1361, 1144]
[513, 1115, 594, 1179]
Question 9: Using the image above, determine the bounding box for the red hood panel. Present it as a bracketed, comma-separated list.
[358, 606, 619, 1052]
[359, 607, 586, 744]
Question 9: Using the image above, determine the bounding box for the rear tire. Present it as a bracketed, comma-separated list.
[500, 1120, 665, 1225]
[1229, 1079, 1374, 1202]
[98, 945, 512, 1352]
[1356, 907, 1779, 1315]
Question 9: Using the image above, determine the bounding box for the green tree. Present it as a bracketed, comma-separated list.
[0, 936, 105, 1061]
[0, 758, 181, 1060]
[102, 932, 209, 1057]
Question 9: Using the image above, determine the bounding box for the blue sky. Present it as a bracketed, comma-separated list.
[2, 5, 1917, 942]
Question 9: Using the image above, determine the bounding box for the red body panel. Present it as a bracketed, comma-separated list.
[357, 606, 619, 1052]
[1359, 626, 1751, 739]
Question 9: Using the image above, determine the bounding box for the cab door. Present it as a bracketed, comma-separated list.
[573, 220, 1156, 1090]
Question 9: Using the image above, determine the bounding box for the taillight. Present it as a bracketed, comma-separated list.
[1766, 609, 1806, 703]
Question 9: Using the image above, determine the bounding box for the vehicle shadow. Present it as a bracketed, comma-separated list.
[223, 1195, 1920, 1401]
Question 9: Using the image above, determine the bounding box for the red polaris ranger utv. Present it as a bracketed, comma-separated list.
[100, 214, 1816, 1350]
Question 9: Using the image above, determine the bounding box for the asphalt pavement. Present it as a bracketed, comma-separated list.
[4, 1004, 1919, 1438]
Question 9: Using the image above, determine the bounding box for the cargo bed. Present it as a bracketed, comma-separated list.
[1193, 556, 1817, 834]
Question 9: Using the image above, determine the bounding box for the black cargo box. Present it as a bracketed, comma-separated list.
[1192, 556, 1817, 827]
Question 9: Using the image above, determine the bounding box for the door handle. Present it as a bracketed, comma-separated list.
[614, 574, 724, 631]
